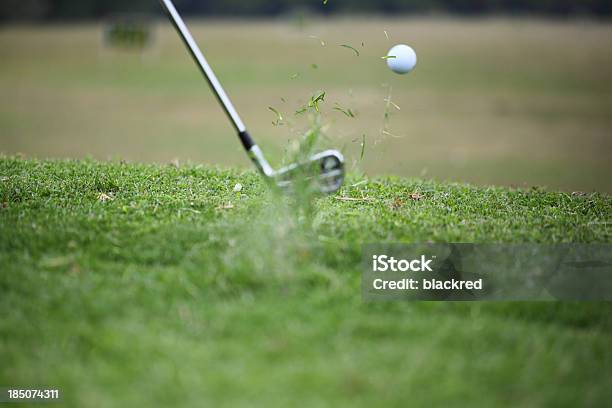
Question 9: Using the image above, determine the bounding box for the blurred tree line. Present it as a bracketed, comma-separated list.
[1, 0, 611, 21]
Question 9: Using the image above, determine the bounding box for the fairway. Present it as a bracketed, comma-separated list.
[2, 12, 612, 406]
[1, 18, 611, 192]
[1, 157, 611, 406]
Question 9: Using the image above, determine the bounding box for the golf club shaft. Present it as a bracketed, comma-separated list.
[159, 0, 255, 150]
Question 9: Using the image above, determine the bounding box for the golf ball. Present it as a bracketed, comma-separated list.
[386, 44, 417, 74]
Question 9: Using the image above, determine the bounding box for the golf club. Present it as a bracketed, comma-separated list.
[159, 0, 345, 194]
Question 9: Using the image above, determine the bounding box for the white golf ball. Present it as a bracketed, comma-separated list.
[386, 44, 417, 74]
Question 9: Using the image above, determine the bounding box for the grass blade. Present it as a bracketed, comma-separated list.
[360, 134, 366, 160]
[339, 44, 360, 56]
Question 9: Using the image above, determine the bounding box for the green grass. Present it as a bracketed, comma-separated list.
[1, 156, 611, 406]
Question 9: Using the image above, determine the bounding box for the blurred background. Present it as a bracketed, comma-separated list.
[1, 0, 611, 192]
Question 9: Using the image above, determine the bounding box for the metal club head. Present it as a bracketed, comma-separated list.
[274, 150, 345, 194]
[246, 148, 343, 194]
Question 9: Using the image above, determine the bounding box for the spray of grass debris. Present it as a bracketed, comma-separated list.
[264, 38, 405, 219]
[241, 59, 401, 278]
[217, 106, 334, 285]
[233, 110, 334, 281]
[232, 25, 413, 285]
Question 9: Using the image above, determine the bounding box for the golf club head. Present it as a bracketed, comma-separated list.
[275, 150, 345, 194]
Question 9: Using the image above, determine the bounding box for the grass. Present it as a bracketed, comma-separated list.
[1, 19, 611, 192]
[1, 156, 611, 407]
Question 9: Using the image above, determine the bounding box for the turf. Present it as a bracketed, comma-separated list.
[1, 156, 611, 407]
